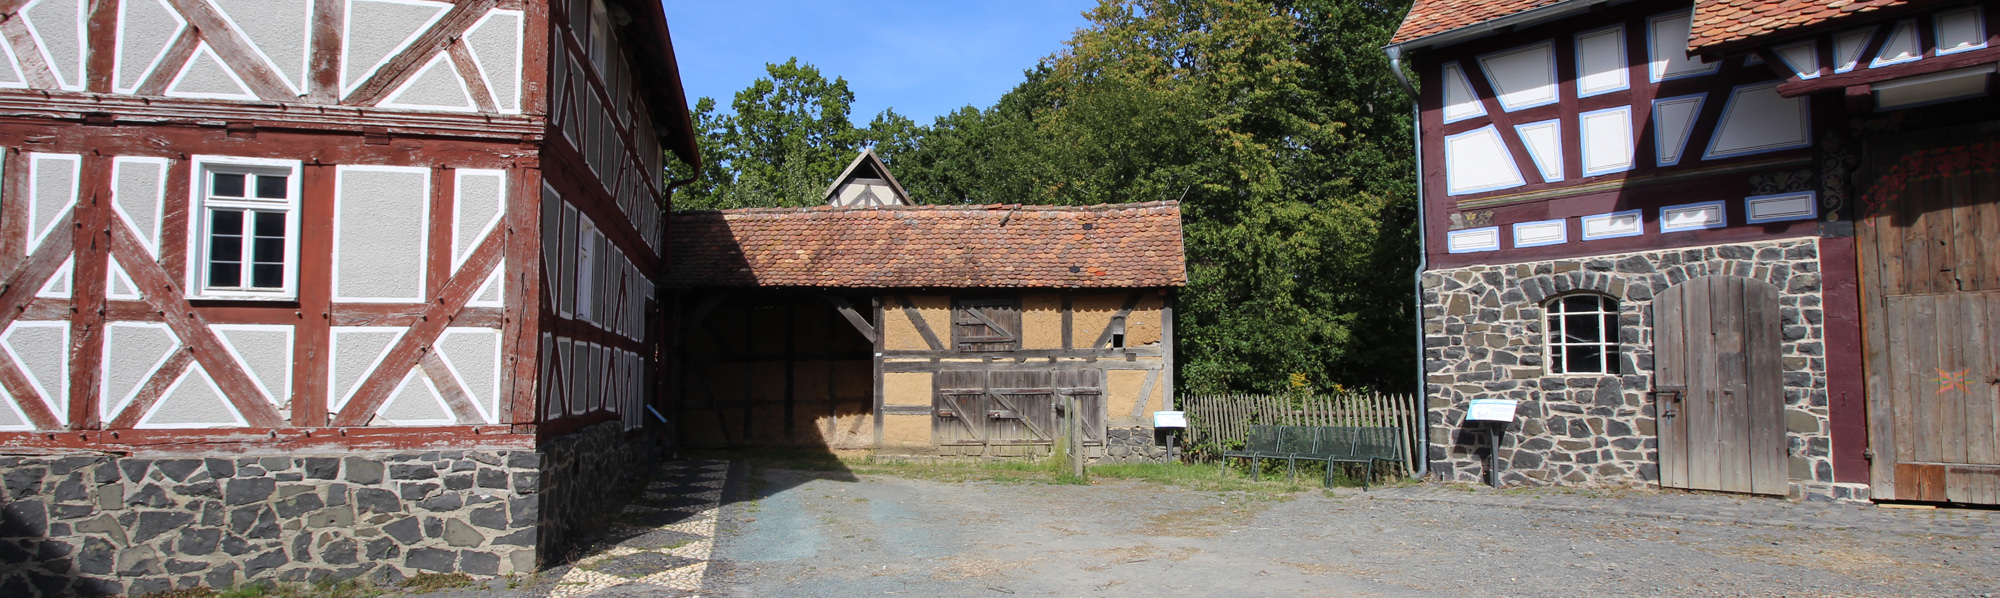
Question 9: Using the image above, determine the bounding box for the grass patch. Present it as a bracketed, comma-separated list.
[397, 573, 473, 594]
[141, 579, 383, 598]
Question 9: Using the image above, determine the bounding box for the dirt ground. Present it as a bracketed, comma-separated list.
[700, 465, 2000, 598]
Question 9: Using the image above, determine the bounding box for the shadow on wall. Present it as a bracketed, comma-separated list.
[674, 294, 878, 453]
[0, 456, 122, 597]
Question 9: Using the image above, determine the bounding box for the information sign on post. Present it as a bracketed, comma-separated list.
[1466, 399, 1519, 422]
[1153, 411, 1187, 428]
[1465, 399, 1518, 488]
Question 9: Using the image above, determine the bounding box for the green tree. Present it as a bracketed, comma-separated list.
[670, 58, 883, 209]
[884, 0, 1417, 393]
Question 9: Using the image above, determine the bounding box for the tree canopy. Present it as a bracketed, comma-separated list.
[668, 0, 1417, 393]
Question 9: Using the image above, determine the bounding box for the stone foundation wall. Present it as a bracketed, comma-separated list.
[535, 422, 652, 565]
[1423, 238, 1846, 499]
[0, 423, 650, 597]
[1093, 427, 1173, 463]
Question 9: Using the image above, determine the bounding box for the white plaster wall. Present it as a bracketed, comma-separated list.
[334, 166, 429, 302]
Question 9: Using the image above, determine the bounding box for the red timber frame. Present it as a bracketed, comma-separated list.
[0, 0, 597, 454]
[529, 0, 669, 438]
[1414, 3, 1837, 270]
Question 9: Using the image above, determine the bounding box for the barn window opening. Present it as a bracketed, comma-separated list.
[1546, 293, 1620, 374]
[1109, 316, 1126, 348]
[194, 158, 299, 299]
[952, 297, 1021, 352]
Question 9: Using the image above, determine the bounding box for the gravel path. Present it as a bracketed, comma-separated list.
[703, 468, 2000, 598]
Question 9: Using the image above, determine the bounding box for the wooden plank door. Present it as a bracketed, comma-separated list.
[934, 370, 1057, 456]
[934, 370, 989, 454]
[986, 370, 1056, 457]
[1857, 126, 2000, 505]
[1653, 276, 1788, 495]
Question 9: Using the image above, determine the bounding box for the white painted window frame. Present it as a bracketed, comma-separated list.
[1544, 293, 1621, 376]
[186, 155, 302, 301]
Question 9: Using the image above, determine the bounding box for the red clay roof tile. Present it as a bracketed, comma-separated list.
[1689, 0, 1913, 53]
[664, 202, 1187, 289]
[1391, 0, 1573, 45]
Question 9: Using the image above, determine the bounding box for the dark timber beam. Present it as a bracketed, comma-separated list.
[894, 294, 945, 351]
[822, 294, 879, 343]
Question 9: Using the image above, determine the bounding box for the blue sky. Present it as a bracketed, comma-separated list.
[663, 1, 1098, 124]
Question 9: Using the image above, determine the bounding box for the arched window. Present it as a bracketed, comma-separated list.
[1546, 294, 1619, 374]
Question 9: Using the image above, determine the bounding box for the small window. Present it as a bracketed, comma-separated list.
[1109, 316, 1126, 348]
[193, 157, 299, 299]
[1546, 294, 1619, 374]
[952, 297, 1021, 352]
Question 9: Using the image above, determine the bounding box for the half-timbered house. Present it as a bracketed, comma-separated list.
[665, 190, 1187, 461]
[0, 0, 695, 592]
[1391, 0, 1999, 504]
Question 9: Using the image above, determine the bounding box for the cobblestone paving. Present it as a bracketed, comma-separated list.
[547, 460, 727, 598]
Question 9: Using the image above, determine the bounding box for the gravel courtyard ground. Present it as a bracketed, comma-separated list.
[384, 457, 1999, 598]
[700, 463, 1999, 598]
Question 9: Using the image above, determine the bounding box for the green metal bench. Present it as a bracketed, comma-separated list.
[1220, 425, 1293, 480]
[1223, 424, 1402, 489]
[1310, 426, 1402, 490]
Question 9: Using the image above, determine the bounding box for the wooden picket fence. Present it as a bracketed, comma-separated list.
[1178, 392, 1425, 475]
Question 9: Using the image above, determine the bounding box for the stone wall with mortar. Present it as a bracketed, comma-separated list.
[0, 423, 649, 597]
[1094, 427, 1173, 464]
[535, 422, 652, 564]
[1422, 238, 1860, 501]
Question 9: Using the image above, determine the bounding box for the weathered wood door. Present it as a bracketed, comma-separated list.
[1858, 127, 2000, 504]
[934, 369, 1105, 456]
[1653, 276, 1788, 495]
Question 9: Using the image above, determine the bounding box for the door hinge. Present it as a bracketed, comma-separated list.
[1862, 448, 1875, 462]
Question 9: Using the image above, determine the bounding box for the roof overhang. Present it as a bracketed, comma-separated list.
[1386, 0, 1622, 54]
[608, 0, 701, 173]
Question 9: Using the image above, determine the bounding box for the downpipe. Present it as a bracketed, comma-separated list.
[1385, 44, 1430, 478]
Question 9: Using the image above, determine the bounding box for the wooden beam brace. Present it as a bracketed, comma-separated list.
[161, 0, 297, 100]
[821, 295, 878, 344]
[1128, 368, 1161, 421]
[894, 294, 944, 351]
[110, 223, 285, 427]
[344, 0, 499, 106]
[1091, 292, 1145, 349]
[420, 350, 487, 424]
[0, 11, 57, 89]
[332, 227, 504, 426]
[107, 349, 197, 429]
[0, 209, 75, 335]
[0, 351, 60, 429]
[446, 40, 498, 113]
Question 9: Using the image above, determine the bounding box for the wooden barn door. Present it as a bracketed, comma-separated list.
[1653, 276, 1788, 495]
[933, 370, 1057, 456]
[1858, 127, 2000, 505]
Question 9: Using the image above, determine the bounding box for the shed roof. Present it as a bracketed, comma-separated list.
[665, 202, 1187, 289]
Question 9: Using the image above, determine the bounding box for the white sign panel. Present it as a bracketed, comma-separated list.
[1466, 399, 1519, 422]
[1153, 411, 1187, 428]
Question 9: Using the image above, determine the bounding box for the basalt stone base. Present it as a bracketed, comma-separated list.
[1423, 239, 1838, 498]
[1092, 427, 1173, 464]
[0, 422, 649, 597]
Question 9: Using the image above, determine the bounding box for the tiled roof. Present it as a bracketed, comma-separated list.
[665, 202, 1187, 289]
[1391, 0, 1571, 45]
[1689, 0, 1912, 53]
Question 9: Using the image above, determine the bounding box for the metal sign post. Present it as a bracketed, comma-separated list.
[1465, 399, 1519, 488]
